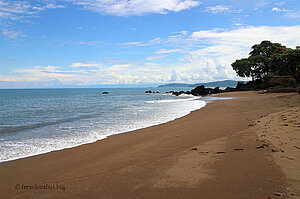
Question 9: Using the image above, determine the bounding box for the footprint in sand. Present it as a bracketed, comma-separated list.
[233, 148, 244, 151]
[281, 156, 294, 160]
[199, 152, 209, 154]
[257, 144, 269, 149]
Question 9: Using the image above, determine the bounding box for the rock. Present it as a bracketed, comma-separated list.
[189, 85, 222, 96]
[169, 84, 243, 97]
[225, 87, 236, 92]
[172, 91, 180, 96]
[102, 92, 109, 94]
[190, 148, 198, 151]
[191, 85, 206, 96]
[213, 87, 220, 93]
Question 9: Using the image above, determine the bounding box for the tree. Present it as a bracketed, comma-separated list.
[249, 40, 283, 58]
[271, 48, 300, 79]
[231, 58, 251, 79]
[232, 40, 299, 84]
[248, 55, 270, 80]
[231, 40, 299, 88]
[231, 55, 270, 81]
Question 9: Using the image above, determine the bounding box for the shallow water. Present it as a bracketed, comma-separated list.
[0, 87, 206, 162]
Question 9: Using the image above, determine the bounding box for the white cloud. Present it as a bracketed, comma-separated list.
[69, 0, 201, 16]
[205, 5, 241, 14]
[70, 62, 102, 68]
[272, 7, 290, 12]
[190, 26, 300, 48]
[205, 5, 230, 13]
[2, 29, 27, 39]
[120, 37, 162, 46]
[2, 63, 170, 86]
[271, 7, 300, 19]
[64, 40, 101, 45]
[253, 0, 272, 8]
[181, 25, 300, 82]
[154, 49, 184, 54]
[120, 41, 143, 46]
[283, 11, 300, 19]
[2, 25, 299, 87]
[146, 55, 168, 61]
[274, 2, 285, 6]
[0, 1, 65, 21]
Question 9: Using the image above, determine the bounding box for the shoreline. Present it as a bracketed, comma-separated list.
[0, 95, 207, 164]
[1, 91, 299, 199]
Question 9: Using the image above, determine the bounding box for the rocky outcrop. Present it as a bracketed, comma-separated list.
[145, 90, 160, 93]
[189, 86, 224, 96]
[168, 85, 237, 96]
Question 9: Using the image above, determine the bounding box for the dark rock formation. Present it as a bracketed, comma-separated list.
[213, 87, 221, 93]
[168, 85, 226, 97]
[190, 85, 215, 96]
[102, 92, 109, 94]
[145, 90, 152, 93]
[225, 87, 237, 92]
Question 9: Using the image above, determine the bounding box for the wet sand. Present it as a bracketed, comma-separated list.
[0, 91, 299, 199]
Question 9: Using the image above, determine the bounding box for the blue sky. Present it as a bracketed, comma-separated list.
[0, 0, 299, 88]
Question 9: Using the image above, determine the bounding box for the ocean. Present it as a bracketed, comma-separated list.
[0, 87, 206, 162]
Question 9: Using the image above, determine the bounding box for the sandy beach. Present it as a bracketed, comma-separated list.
[0, 91, 299, 199]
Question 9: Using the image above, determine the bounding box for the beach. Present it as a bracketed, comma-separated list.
[0, 91, 299, 199]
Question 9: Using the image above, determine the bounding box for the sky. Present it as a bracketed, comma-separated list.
[0, 0, 299, 88]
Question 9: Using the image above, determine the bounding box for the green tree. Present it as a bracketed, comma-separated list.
[271, 48, 300, 79]
[232, 40, 299, 84]
[231, 55, 270, 81]
[248, 55, 270, 80]
[231, 58, 251, 79]
[249, 40, 283, 58]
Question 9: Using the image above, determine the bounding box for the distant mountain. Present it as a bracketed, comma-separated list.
[158, 80, 239, 88]
[157, 83, 191, 87]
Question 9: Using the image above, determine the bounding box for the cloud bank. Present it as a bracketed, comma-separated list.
[1, 25, 299, 87]
[70, 0, 201, 16]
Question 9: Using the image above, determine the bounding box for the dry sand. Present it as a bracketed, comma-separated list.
[0, 91, 299, 199]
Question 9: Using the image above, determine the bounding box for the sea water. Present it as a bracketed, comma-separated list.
[0, 88, 206, 162]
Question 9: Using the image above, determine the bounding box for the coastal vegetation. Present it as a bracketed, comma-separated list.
[162, 41, 299, 97]
[231, 40, 300, 89]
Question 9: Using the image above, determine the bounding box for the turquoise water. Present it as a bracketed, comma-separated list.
[0, 88, 206, 162]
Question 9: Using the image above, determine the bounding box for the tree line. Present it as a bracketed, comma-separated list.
[231, 40, 300, 87]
